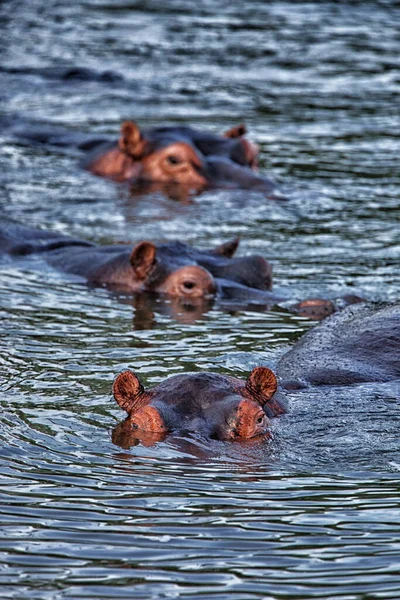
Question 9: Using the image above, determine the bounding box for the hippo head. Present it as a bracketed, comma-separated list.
[129, 240, 216, 299]
[128, 238, 273, 303]
[117, 121, 278, 195]
[119, 121, 208, 187]
[112, 367, 285, 446]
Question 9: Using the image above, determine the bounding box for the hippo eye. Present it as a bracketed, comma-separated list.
[166, 155, 182, 165]
[183, 280, 196, 290]
[256, 414, 265, 424]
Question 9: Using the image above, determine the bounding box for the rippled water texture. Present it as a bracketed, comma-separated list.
[0, 1, 400, 598]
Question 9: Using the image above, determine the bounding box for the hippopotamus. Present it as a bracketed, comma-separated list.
[0, 223, 361, 317]
[112, 303, 399, 448]
[112, 367, 286, 445]
[10, 119, 280, 195]
[277, 302, 400, 388]
[0, 223, 276, 303]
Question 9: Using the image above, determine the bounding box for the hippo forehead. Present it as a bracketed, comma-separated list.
[148, 242, 230, 277]
[148, 372, 246, 413]
[141, 242, 206, 287]
[141, 127, 202, 155]
[155, 241, 256, 269]
[155, 241, 230, 266]
[142, 126, 247, 161]
[156, 241, 204, 262]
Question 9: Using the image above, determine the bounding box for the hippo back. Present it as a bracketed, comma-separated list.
[0, 223, 94, 256]
[277, 303, 400, 387]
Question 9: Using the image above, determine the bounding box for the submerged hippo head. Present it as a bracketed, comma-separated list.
[0, 223, 277, 308]
[125, 240, 217, 298]
[123, 237, 274, 305]
[88, 121, 279, 195]
[118, 122, 208, 187]
[112, 367, 285, 446]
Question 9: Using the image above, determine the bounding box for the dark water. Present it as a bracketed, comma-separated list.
[1, 1, 400, 598]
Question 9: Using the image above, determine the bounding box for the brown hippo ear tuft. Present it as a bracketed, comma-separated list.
[119, 121, 147, 159]
[223, 124, 247, 138]
[246, 367, 278, 405]
[212, 237, 240, 258]
[113, 370, 147, 414]
[130, 242, 157, 280]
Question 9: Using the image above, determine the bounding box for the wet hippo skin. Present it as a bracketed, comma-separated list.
[0, 223, 276, 302]
[0, 223, 363, 315]
[10, 118, 280, 195]
[112, 367, 286, 445]
[112, 303, 399, 448]
[277, 302, 400, 388]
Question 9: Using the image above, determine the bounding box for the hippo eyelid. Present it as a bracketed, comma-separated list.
[166, 154, 182, 165]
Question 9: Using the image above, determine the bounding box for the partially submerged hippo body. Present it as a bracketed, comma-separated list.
[112, 303, 399, 447]
[0, 223, 278, 305]
[11, 119, 280, 195]
[0, 223, 362, 317]
[112, 367, 286, 446]
[278, 302, 400, 388]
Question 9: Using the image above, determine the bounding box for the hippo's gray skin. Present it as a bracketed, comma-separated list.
[112, 303, 398, 447]
[0, 223, 364, 317]
[277, 302, 400, 388]
[9, 119, 280, 196]
[0, 223, 279, 306]
[111, 303, 399, 448]
[112, 367, 286, 445]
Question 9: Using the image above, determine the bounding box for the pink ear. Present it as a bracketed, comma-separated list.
[223, 124, 247, 138]
[246, 367, 278, 405]
[113, 370, 147, 414]
[130, 241, 157, 280]
[118, 121, 147, 159]
[212, 237, 240, 258]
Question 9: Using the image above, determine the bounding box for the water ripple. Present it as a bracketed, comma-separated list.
[1, 0, 400, 598]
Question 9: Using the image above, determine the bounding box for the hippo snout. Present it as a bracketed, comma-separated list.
[159, 265, 216, 299]
[207, 396, 272, 441]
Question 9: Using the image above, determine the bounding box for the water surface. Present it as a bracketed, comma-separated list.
[0, 1, 399, 598]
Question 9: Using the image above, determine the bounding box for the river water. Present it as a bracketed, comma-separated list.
[0, 1, 399, 598]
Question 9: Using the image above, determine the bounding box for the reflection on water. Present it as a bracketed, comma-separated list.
[0, 0, 400, 598]
[131, 292, 216, 327]
[128, 179, 200, 203]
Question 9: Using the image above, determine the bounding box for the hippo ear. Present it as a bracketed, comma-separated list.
[119, 121, 148, 159]
[212, 237, 240, 258]
[113, 370, 147, 414]
[130, 242, 157, 280]
[223, 124, 247, 138]
[246, 367, 278, 406]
